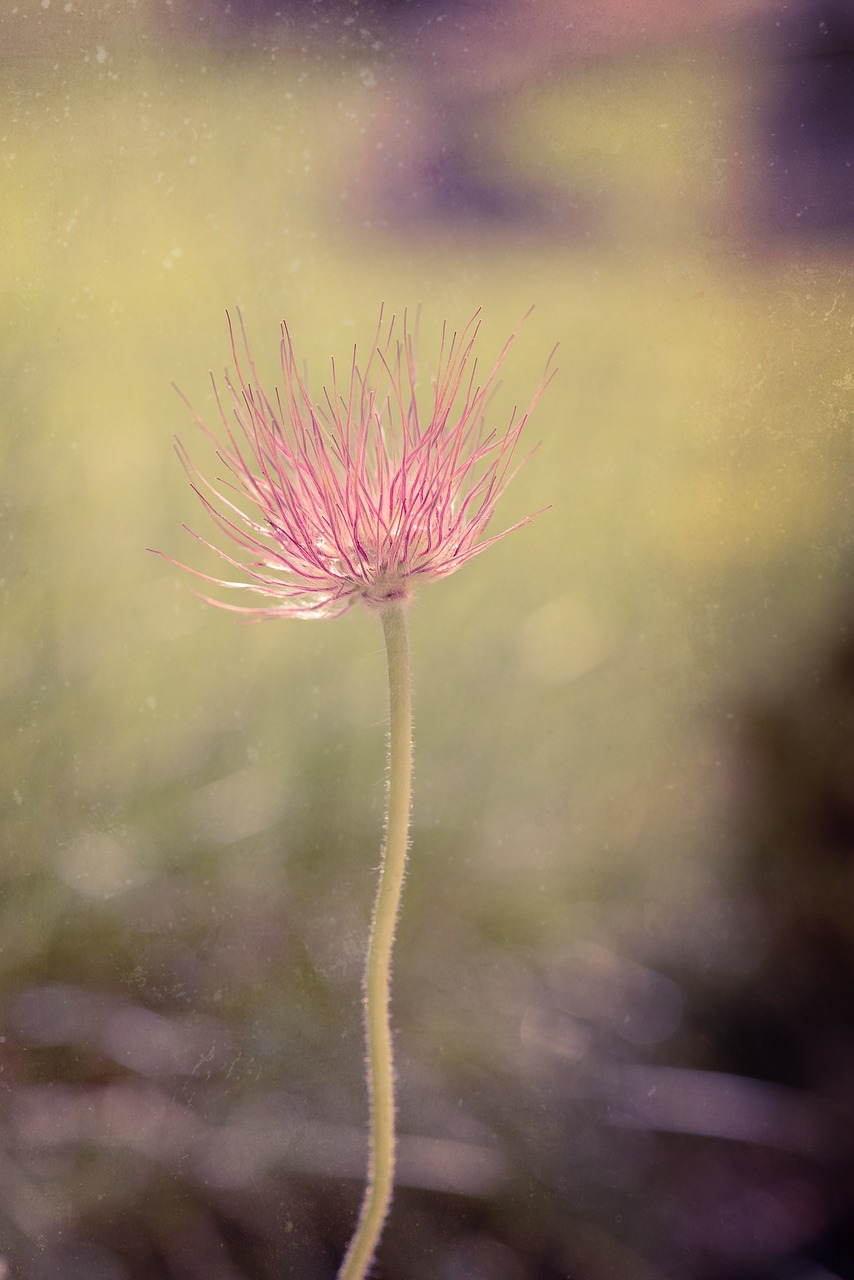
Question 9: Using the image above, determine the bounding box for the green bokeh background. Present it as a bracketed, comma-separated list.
[2, 3, 854, 1277]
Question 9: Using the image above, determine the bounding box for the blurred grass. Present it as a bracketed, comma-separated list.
[2, 3, 854, 1273]
[3, 0, 854, 1067]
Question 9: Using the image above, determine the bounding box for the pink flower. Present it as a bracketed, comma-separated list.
[165, 309, 553, 619]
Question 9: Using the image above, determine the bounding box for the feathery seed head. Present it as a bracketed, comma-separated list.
[165, 309, 554, 619]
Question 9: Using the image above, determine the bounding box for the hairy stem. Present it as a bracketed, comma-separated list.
[338, 601, 413, 1280]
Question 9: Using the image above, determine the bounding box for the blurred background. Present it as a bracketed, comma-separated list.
[3, 0, 854, 1276]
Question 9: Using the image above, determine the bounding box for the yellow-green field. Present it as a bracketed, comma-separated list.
[2, 4, 853, 1276]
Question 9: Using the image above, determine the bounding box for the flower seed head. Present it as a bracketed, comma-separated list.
[163, 308, 554, 619]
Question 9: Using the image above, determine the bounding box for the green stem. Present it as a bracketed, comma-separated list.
[338, 601, 413, 1280]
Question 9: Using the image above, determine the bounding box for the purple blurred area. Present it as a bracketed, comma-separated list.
[757, 0, 854, 237]
[161, 0, 854, 244]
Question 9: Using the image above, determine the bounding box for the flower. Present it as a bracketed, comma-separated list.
[165, 308, 553, 619]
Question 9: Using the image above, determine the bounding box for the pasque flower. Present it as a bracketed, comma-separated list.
[170, 308, 552, 618]
[160, 309, 552, 1280]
